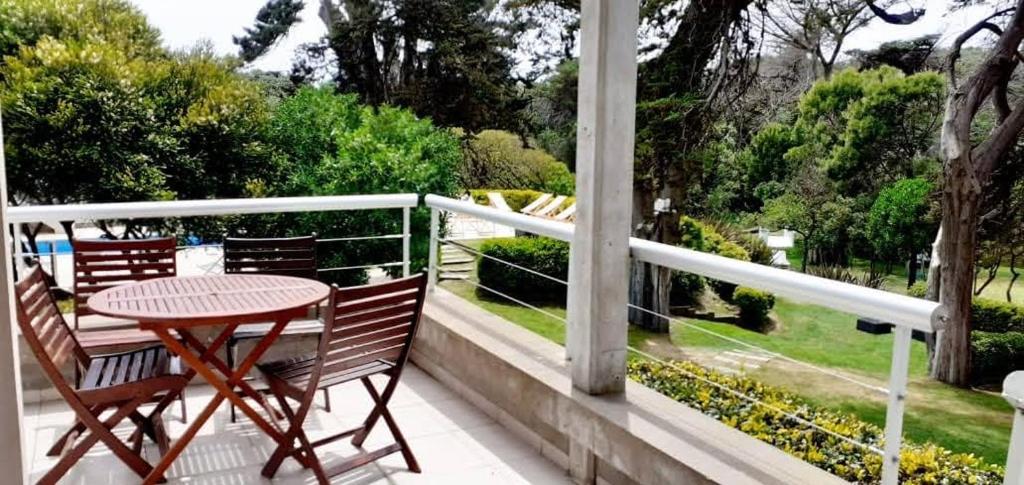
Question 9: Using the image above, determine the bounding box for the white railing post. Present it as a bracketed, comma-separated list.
[11, 222, 24, 276]
[1004, 372, 1024, 485]
[401, 206, 411, 277]
[427, 208, 439, 291]
[882, 326, 913, 485]
[0, 111, 28, 484]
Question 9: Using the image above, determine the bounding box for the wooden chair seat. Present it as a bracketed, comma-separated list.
[79, 346, 183, 401]
[259, 356, 393, 400]
[75, 328, 177, 351]
[231, 318, 323, 341]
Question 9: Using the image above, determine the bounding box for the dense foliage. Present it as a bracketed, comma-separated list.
[460, 130, 574, 194]
[0, 0, 280, 242]
[971, 332, 1024, 385]
[245, 87, 461, 283]
[477, 237, 569, 304]
[865, 178, 936, 283]
[628, 359, 1005, 484]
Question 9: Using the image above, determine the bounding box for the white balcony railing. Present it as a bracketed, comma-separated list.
[6, 192, 1021, 485]
[423, 194, 957, 485]
[7, 193, 420, 280]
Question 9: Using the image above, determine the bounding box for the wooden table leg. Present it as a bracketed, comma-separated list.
[141, 318, 297, 484]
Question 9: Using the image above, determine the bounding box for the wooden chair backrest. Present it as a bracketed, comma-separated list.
[313, 274, 428, 384]
[224, 236, 317, 280]
[73, 237, 177, 327]
[16, 265, 89, 377]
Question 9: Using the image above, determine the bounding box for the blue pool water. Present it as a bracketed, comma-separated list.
[36, 240, 73, 255]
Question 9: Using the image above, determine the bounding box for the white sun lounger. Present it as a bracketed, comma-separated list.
[487, 192, 513, 212]
[553, 203, 576, 221]
[534, 195, 568, 217]
[520, 193, 553, 214]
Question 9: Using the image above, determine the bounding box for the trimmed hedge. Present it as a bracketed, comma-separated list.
[470, 189, 575, 213]
[973, 298, 1024, 333]
[627, 359, 1004, 484]
[477, 237, 569, 304]
[971, 331, 1024, 384]
[733, 287, 775, 331]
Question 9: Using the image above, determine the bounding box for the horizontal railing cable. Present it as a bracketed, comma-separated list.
[318, 261, 404, 273]
[318, 234, 404, 243]
[437, 232, 888, 395]
[627, 303, 890, 395]
[626, 345, 884, 456]
[444, 275, 567, 325]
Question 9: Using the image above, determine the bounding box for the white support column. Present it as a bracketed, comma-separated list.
[882, 326, 913, 485]
[1004, 372, 1024, 485]
[401, 206, 411, 277]
[0, 113, 28, 483]
[567, 0, 639, 395]
[427, 208, 439, 291]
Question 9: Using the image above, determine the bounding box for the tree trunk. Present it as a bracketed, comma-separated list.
[907, 248, 919, 288]
[801, 239, 809, 273]
[931, 155, 978, 386]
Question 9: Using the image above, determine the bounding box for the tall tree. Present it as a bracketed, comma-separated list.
[235, 0, 525, 133]
[920, 0, 1024, 385]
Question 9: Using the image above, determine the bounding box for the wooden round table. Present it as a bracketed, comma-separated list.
[88, 274, 331, 484]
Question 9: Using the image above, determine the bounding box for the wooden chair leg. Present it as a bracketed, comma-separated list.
[361, 377, 420, 473]
[322, 388, 331, 413]
[261, 391, 301, 478]
[47, 405, 106, 457]
[39, 395, 154, 485]
[178, 388, 188, 423]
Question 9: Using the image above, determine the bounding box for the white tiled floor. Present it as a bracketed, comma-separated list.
[22, 365, 571, 484]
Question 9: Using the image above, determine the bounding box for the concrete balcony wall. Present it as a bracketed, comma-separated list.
[412, 289, 848, 485]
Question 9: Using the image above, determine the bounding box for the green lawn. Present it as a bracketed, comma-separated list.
[440, 276, 1015, 465]
[787, 242, 1023, 302]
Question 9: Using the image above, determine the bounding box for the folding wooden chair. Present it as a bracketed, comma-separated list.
[15, 265, 187, 485]
[71, 237, 187, 421]
[257, 273, 428, 483]
[222, 235, 329, 422]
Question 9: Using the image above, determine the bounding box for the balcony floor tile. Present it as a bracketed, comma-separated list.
[25, 365, 571, 484]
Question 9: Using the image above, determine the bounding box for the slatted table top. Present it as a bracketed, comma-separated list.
[87, 274, 331, 328]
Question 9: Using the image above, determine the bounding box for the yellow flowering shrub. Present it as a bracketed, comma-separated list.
[627, 360, 1004, 484]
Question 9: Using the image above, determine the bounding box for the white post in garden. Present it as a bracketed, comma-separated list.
[882, 326, 913, 485]
[567, 0, 639, 395]
[1004, 372, 1024, 485]
[0, 113, 28, 483]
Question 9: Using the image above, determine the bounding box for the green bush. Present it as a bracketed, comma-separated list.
[627, 359, 1004, 484]
[469, 189, 574, 212]
[907, 282, 928, 298]
[971, 331, 1024, 384]
[972, 298, 1024, 333]
[733, 287, 776, 331]
[477, 237, 569, 304]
